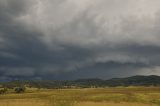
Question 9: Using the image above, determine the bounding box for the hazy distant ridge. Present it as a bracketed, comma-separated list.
[1, 75, 160, 88]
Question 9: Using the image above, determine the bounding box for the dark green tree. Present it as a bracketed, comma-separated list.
[14, 86, 26, 93]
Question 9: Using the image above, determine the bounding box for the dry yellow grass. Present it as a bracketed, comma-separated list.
[0, 87, 160, 106]
[0, 99, 156, 106]
[77, 102, 157, 106]
[0, 100, 158, 106]
[0, 99, 47, 106]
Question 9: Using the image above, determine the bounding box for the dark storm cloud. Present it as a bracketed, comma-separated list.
[0, 0, 160, 81]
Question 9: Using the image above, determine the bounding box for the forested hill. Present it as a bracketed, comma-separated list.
[1, 75, 160, 89]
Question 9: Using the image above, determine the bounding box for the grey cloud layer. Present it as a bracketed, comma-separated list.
[0, 0, 160, 81]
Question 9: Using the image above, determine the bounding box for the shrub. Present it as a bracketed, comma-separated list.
[0, 88, 8, 94]
[14, 86, 26, 93]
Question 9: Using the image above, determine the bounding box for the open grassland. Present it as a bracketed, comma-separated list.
[0, 87, 160, 106]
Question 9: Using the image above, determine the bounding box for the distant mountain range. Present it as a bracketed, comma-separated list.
[1, 75, 160, 88]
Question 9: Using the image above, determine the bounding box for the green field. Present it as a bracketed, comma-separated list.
[0, 87, 160, 106]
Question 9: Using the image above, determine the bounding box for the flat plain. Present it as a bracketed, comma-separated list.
[0, 87, 160, 106]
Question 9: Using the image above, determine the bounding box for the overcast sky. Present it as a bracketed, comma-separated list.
[0, 0, 160, 81]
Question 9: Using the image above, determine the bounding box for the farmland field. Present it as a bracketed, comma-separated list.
[0, 87, 160, 106]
